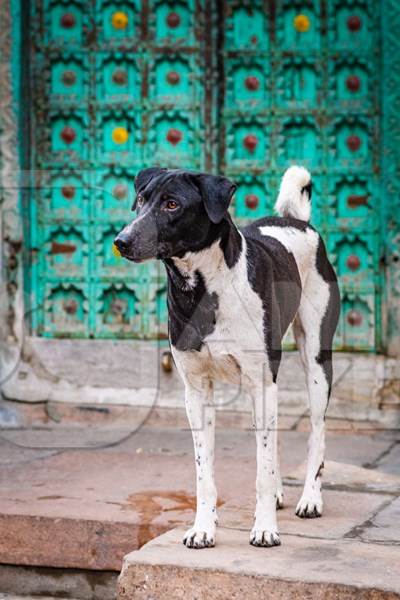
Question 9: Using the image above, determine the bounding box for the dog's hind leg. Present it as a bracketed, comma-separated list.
[181, 376, 218, 548]
[293, 315, 307, 371]
[276, 441, 284, 509]
[293, 309, 328, 518]
[293, 262, 340, 518]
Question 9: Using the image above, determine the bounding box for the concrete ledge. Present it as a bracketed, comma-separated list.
[1, 421, 399, 576]
[0, 564, 117, 600]
[118, 527, 400, 599]
[0, 514, 140, 571]
[2, 338, 400, 424]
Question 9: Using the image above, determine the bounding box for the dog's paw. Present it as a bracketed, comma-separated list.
[250, 528, 281, 547]
[276, 490, 284, 510]
[183, 527, 215, 549]
[295, 495, 323, 518]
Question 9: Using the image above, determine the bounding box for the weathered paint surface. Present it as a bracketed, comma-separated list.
[20, 0, 394, 353]
[381, 0, 400, 357]
[28, 0, 214, 340]
[219, 0, 382, 353]
[0, 0, 25, 348]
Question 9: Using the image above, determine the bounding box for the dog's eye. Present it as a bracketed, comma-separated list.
[165, 199, 179, 210]
[136, 195, 144, 207]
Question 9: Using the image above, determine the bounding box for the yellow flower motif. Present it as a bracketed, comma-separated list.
[112, 243, 121, 258]
[112, 127, 129, 144]
[294, 14, 310, 32]
[112, 11, 128, 30]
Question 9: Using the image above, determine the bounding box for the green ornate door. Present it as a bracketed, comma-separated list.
[220, 0, 382, 352]
[28, 0, 215, 339]
[27, 0, 383, 351]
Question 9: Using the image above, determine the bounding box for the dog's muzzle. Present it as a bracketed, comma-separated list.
[114, 231, 132, 257]
[114, 228, 144, 262]
[114, 220, 160, 263]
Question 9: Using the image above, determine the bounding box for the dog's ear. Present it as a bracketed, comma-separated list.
[194, 174, 236, 224]
[132, 167, 167, 210]
[134, 167, 166, 192]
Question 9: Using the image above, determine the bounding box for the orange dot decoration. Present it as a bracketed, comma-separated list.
[112, 127, 129, 144]
[112, 11, 128, 29]
[294, 14, 310, 32]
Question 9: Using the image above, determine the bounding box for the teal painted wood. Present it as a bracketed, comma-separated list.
[27, 0, 384, 351]
[381, 0, 400, 357]
[221, 0, 382, 352]
[29, 0, 213, 339]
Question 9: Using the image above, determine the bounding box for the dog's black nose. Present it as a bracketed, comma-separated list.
[114, 234, 129, 253]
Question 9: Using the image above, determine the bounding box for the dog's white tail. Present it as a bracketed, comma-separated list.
[275, 166, 312, 222]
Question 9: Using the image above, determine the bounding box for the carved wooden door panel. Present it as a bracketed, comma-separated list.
[29, 0, 213, 339]
[221, 0, 382, 351]
[29, 0, 382, 350]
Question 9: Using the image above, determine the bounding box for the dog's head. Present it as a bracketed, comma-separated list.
[114, 168, 236, 262]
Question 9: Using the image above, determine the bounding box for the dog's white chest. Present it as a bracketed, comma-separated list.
[171, 237, 268, 386]
[204, 282, 264, 353]
[200, 249, 266, 386]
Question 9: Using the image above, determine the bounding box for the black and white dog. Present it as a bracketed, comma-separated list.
[115, 166, 340, 549]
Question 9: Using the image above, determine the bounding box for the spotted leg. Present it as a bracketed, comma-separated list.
[276, 443, 284, 509]
[182, 377, 217, 549]
[293, 272, 339, 518]
[250, 381, 281, 547]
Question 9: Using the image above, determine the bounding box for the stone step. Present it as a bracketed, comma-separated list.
[118, 461, 400, 599]
[1, 424, 399, 574]
[0, 596, 77, 600]
[118, 526, 400, 599]
[0, 564, 117, 600]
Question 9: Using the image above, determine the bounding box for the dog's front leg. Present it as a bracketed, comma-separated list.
[250, 381, 281, 547]
[182, 377, 217, 549]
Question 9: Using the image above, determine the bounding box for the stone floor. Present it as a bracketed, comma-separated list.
[0, 597, 76, 600]
[0, 406, 399, 598]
